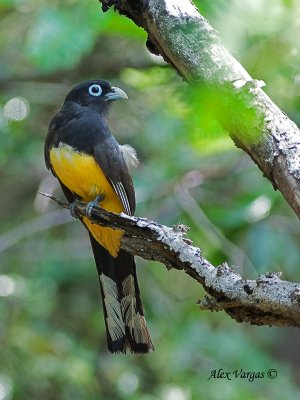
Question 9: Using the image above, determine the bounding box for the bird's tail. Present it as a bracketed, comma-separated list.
[89, 234, 154, 354]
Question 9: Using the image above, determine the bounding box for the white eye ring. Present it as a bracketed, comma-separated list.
[88, 84, 102, 97]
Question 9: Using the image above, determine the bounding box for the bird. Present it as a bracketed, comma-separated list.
[44, 79, 154, 354]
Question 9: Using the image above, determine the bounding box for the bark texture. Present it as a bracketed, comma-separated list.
[100, 0, 300, 218]
[45, 192, 300, 328]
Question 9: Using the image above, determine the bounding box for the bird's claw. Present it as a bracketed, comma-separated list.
[69, 199, 80, 219]
[86, 194, 105, 217]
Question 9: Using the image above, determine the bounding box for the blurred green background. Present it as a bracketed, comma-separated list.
[1, 0, 300, 399]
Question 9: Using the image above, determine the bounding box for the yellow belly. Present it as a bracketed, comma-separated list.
[50, 143, 124, 257]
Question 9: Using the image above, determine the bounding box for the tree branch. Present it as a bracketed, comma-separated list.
[46, 192, 300, 328]
[99, 0, 300, 219]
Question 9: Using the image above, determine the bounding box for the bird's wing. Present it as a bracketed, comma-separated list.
[93, 134, 136, 216]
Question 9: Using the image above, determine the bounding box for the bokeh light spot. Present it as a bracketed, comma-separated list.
[3, 97, 30, 121]
[0, 374, 12, 400]
[117, 372, 139, 395]
[245, 195, 271, 222]
[161, 385, 190, 400]
[0, 275, 16, 297]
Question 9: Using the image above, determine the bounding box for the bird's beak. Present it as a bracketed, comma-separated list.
[104, 86, 128, 101]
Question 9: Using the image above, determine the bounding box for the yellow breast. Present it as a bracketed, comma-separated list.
[49, 143, 124, 257]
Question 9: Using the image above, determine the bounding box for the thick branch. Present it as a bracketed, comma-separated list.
[100, 0, 300, 218]
[55, 195, 300, 328]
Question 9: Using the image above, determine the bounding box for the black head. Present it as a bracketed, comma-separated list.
[64, 79, 128, 112]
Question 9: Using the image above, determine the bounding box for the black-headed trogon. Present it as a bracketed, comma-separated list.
[44, 80, 154, 354]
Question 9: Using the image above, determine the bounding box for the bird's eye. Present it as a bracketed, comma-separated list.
[88, 84, 102, 97]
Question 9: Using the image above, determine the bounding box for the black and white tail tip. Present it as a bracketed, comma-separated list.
[100, 272, 154, 354]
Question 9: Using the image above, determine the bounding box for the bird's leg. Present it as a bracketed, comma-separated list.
[86, 194, 105, 217]
[69, 199, 81, 219]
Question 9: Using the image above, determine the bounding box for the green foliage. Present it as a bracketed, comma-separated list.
[24, 7, 99, 72]
[1, 0, 300, 399]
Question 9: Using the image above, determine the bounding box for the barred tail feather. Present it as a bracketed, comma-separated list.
[120, 274, 154, 352]
[89, 235, 154, 354]
[99, 274, 125, 342]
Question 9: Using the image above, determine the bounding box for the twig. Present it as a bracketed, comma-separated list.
[38, 192, 70, 209]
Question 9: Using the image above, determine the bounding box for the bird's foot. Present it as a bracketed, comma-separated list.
[86, 194, 105, 217]
[69, 199, 80, 219]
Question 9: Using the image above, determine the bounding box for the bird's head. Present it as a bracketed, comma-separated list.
[64, 79, 128, 112]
